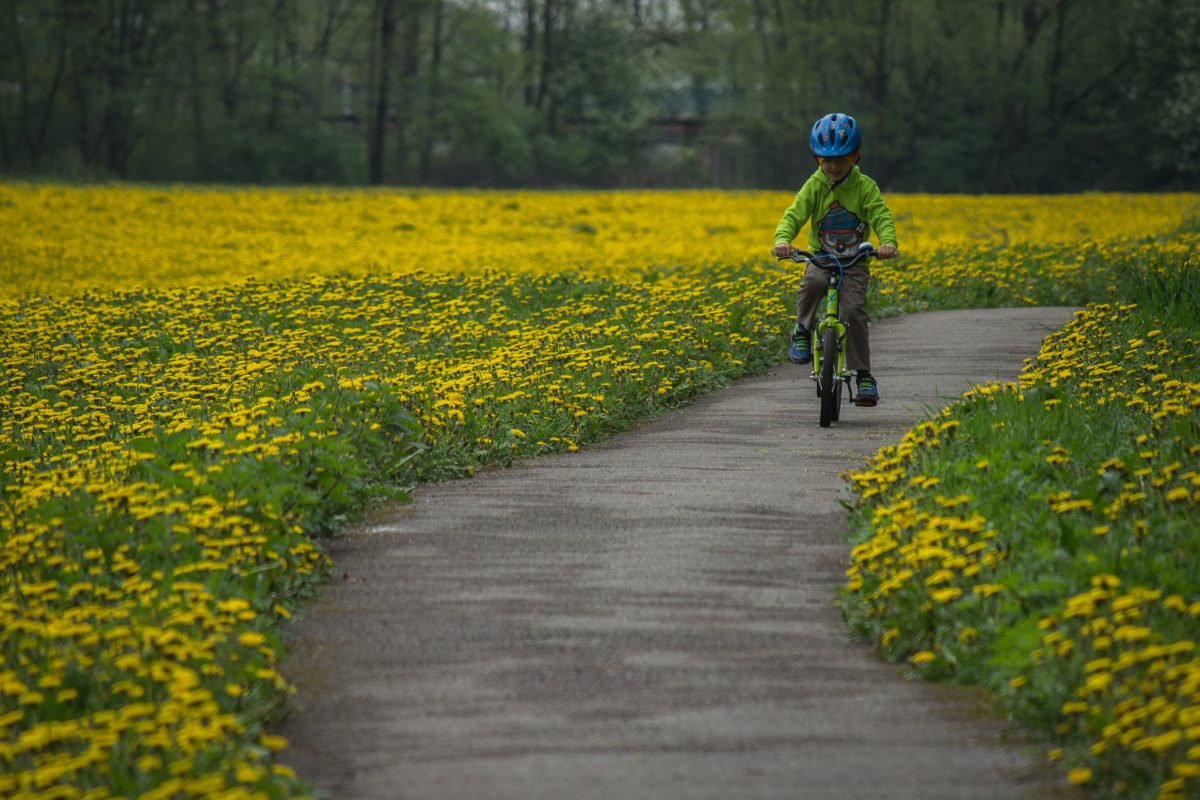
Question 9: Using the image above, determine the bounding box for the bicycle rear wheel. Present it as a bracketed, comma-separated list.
[819, 327, 839, 428]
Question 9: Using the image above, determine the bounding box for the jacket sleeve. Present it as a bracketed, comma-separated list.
[773, 183, 815, 244]
[861, 178, 897, 247]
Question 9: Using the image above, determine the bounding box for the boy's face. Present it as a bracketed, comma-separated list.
[816, 153, 858, 182]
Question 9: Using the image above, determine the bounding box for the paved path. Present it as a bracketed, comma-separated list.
[277, 308, 1083, 800]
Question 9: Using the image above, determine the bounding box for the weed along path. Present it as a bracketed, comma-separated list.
[277, 307, 1084, 800]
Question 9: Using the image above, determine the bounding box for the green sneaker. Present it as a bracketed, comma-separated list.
[855, 373, 879, 406]
[787, 326, 812, 364]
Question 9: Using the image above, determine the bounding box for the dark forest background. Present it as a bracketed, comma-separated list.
[2, 0, 1198, 191]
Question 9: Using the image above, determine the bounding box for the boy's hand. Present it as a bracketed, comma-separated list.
[877, 244, 898, 259]
[772, 243, 794, 258]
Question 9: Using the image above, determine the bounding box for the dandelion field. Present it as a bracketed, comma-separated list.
[843, 262, 1200, 798]
[2, 183, 1199, 798]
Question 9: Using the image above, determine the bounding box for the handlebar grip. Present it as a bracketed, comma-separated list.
[775, 249, 816, 263]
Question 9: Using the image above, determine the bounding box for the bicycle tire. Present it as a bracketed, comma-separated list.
[814, 332, 822, 397]
[819, 327, 839, 427]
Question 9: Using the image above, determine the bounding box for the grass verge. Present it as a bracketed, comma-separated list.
[841, 253, 1200, 798]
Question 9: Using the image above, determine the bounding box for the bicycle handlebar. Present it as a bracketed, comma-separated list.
[776, 242, 876, 269]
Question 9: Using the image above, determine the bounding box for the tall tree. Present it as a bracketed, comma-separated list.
[418, 0, 443, 182]
[394, 1, 422, 182]
[367, 0, 397, 183]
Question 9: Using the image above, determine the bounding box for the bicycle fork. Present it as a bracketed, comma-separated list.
[811, 278, 856, 403]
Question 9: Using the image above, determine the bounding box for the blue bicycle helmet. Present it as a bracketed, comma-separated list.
[810, 113, 861, 157]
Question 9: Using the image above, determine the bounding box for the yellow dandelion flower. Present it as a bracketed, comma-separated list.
[1067, 767, 1092, 785]
[238, 631, 266, 647]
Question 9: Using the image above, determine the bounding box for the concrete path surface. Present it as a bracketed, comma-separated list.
[277, 307, 1083, 800]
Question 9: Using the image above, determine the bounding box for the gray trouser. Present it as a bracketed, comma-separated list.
[794, 261, 871, 372]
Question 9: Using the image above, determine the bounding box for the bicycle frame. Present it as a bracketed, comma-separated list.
[810, 260, 853, 402]
[778, 242, 875, 426]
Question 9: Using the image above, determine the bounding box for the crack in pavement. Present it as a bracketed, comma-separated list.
[277, 307, 1085, 800]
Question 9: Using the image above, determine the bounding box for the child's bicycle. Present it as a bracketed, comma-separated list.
[777, 242, 877, 428]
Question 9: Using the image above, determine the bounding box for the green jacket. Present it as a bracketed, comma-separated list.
[774, 165, 897, 255]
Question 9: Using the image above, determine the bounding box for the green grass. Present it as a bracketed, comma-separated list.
[840, 254, 1200, 798]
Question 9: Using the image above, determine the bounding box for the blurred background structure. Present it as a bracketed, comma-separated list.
[2, 0, 1197, 190]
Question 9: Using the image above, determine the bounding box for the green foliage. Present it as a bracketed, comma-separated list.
[437, 86, 538, 185]
[2, 0, 1197, 189]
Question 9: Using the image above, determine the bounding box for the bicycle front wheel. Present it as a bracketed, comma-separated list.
[819, 327, 839, 428]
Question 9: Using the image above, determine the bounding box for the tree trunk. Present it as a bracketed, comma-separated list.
[368, 0, 397, 184]
[313, 0, 340, 59]
[419, 0, 443, 182]
[99, 0, 143, 177]
[19, 2, 69, 164]
[750, 0, 773, 74]
[1047, 0, 1068, 116]
[205, 0, 239, 118]
[682, 0, 711, 119]
[267, 0, 287, 132]
[7, 1, 33, 162]
[537, 0, 557, 132]
[66, 0, 102, 166]
[394, 5, 421, 183]
[185, 0, 210, 177]
[523, 0, 537, 106]
[870, 0, 892, 184]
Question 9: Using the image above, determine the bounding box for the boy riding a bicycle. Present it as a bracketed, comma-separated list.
[771, 112, 898, 406]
